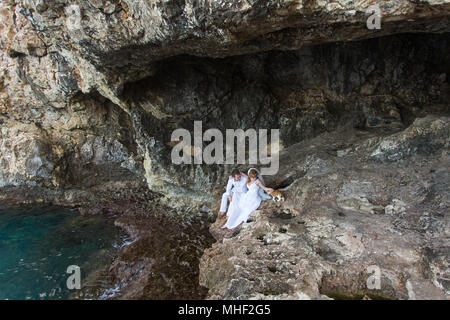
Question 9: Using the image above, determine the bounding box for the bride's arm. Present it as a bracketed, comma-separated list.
[256, 180, 274, 194]
[240, 171, 248, 179]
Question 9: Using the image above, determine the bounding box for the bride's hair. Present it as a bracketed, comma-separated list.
[248, 169, 258, 180]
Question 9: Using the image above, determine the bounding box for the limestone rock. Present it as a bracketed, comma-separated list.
[0, 0, 449, 198]
[200, 116, 450, 299]
[0, 121, 57, 187]
[6, 0, 450, 96]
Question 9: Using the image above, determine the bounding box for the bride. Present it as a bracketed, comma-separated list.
[223, 168, 274, 229]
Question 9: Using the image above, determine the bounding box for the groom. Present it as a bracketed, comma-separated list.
[219, 169, 248, 218]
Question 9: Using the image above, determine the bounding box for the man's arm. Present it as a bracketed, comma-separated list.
[224, 177, 234, 196]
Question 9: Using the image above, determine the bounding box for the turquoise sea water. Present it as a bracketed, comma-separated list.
[0, 206, 123, 300]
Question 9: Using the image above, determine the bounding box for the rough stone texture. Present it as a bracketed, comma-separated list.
[3, 0, 450, 99]
[107, 202, 215, 299]
[1, 0, 449, 200]
[0, 121, 56, 187]
[126, 33, 449, 201]
[0, 88, 142, 188]
[200, 115, 449, 300]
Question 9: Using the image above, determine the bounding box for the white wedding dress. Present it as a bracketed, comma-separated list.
[224, 179, 262, 229]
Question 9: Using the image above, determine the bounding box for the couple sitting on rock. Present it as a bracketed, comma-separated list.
[219, 168, 274, 229]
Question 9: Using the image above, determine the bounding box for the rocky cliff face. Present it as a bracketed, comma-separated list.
[0, 0, 449, 299]
[1, 0, 450, 198]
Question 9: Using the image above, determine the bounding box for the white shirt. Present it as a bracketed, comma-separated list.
[224, 175, 248, 196]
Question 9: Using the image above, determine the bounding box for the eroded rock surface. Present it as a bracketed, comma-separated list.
[3, 0, 450, 97]
[0, 0, 449, 200]
[200, 116, 449, 300]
